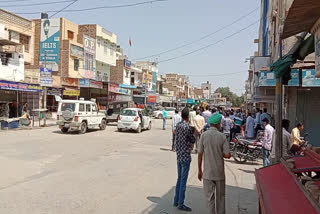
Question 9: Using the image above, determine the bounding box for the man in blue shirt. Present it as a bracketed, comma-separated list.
[174, 107, 195, 212]
[162, 107, 168, 130]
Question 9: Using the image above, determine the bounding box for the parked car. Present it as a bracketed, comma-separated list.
[153, 107, 175, 119]
[117, 108, 151, 133]
[56, 99, 107, 134]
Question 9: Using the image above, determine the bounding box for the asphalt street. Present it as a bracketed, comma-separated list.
[0, 119, 259, 214]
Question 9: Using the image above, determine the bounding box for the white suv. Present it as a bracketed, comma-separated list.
[56, 100, 107, 134]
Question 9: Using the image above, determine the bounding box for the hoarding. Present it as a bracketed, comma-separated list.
[40, 67, 52, 86]
[187, 98, 194, 104]
[40, 18, 60, 71]
[288, 69, 299, 86]
[0, 80, 42, 92]
[258, 71, 276, 86]
[83, 35, 96, 79]
[148, 95, 157, 103]
[302, 69, 320, 87]
[47, 88, 62, 96]
[78, 79, 90, 87]
[152, 72, 157, 92]
[90, 80, 103, 89]
[124, 59, 131, 68]
[63, 90, 80, 96]
[70, 44, 84, 58]
[62, 78, 78, 87]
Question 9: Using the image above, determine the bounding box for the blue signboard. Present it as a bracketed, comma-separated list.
[302, 69, 320, 87]
[78, 79, 90, 87]
[124, 59, 131, 68]
[187, 99, 194, 104]
[258, 71, 276, 86]
[288, 69, 299, 86]
[0, 80, 42, 92]
[119, 84, 137, 89]
[40, 67, 52, 86]
[180, 99, 187, 103]
[40, 18, 60, 71]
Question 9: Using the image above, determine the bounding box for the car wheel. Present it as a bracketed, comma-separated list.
[61, 127, 69, 133]
[158, 114, 163, 119]
[136, 124, 142, 133]
[100, 119, 107, 130]
[80, 121, 87, 134]
[147, 122, 152, 130]
[118, 128, 122, 132]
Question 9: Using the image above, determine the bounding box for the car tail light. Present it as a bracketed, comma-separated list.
[57, 115, 60, 120]
[74, 116, 79, 122]
[134, 116, 139, 121]
[117, 115, 121, 120]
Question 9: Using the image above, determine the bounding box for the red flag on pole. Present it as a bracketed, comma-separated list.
[129, 37, 132, 47]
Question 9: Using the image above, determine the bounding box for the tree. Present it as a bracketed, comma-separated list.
[214, 87, 244, 107]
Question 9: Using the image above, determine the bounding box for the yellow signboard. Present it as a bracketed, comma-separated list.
[63, 90, 80, 96]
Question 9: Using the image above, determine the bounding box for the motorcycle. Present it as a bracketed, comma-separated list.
[232, 132, 263, 163]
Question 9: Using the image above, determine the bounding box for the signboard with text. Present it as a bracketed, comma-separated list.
[258, 71, 276, 86]
[302, 69, 320, 87]
[288, 69, 299, 86]
[40, 18, 60, 71]
[40, 67, 52, 86]
[83, 35, 96, 79]
[0, 80, 42, 92]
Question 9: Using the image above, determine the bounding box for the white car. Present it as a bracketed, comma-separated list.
[153, 107, 175, 119]
[56, 99, 107, 134]
[117, 108, 151, 133]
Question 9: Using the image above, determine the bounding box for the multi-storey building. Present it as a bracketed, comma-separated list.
[201, 81, 212, 100]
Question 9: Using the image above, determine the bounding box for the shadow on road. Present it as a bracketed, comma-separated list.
[52, 129, 99, 135]
[225, 159, 262, 166]
[139, 185, 257, 214]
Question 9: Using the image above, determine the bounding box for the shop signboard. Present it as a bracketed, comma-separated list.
[78, 79, 90, 87]
[302, 69, 320, 87]
[108, 94, 132, 102]
[148, 95, 157, 103]
[83, 35, 96, 79]
[90, 80, 103, 89]
[118, 88, 131, 95]
[63, 90, 80, 96]
[187, 98, 194, 104]
[288, 69, 299, 86]
[258, 71, 276, 86]
[109, 83, 120, 93]
[315, 27, 320, 78]
[47, 88, 62, 96]
[124, 59, 131, 69]
[70, 44, 84, 58]
[180, 98, 187, 103]
[40, 18, 60, 71]
[62, 78, 78, 87]
[40, 67, 52, 86]
[0, 80, 42, 92]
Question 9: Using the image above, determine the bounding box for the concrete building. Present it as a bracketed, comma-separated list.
[201, 81, 212, 100]
[0, 9, 35, 82]
[79, 24, 117, 83]
[135, 61, 158, 93]
[213, 93, 227, 106]
[194, 88, 204, 100]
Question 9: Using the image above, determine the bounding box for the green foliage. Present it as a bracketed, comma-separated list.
[214, 87, 244, 107]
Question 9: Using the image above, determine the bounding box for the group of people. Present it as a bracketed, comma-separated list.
[171, 106, 231, 213]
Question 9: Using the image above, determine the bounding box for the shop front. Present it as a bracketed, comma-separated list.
[61, 78, 80, 100]
[79, 79, 107, 109]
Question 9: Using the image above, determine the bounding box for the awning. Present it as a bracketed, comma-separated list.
[282, 0, 320, 39]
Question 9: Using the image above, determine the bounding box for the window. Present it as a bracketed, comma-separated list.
[126, 71, 129, 78]
[79, 104, 85, 112]
[131, 72, 134, 75]
[68, 30, 74, 40]
[74, 58, 79, 71]
[61, 103, 75, 111]
[121, 109, 137, 116]
[110, 49, 114, 56]
[86, 104, 91, 112]
[104, 45, 108, 55]
[92, 104, 97, 112]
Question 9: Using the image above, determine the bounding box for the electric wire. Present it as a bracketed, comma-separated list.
[0, 0, 77, 8]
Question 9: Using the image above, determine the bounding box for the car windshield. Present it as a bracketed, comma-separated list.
[61, 103, 76, 111]
[121, 109, 137, 116]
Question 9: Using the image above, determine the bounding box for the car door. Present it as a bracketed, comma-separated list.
[91, 104, 99, 126]
[85, 104, 92, 125]
[142, 110, 149, 129]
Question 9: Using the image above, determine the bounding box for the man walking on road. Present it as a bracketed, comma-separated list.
[222, 112, 233, 139]
[172, 109, 182, 151]
[202, 106, 212, 124]
[174, 108, 195, 212]
[262, 118, 274, 167]
[162, 107, 168, 130]
[198, 113, 231, 214]
[193, 110, 205, 153]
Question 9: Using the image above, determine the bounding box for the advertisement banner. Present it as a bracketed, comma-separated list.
[118, 88, 131, 95]
[187, 98, 194, 104]
[78, 79, 90, 87]
[40, 67, 52, 86]
[63, 90, 80, 96]
[90, 80, 103, 89]
[47, 88, 62, 96]
[148, 95, 157, 103]
[302, 69, 320, 87]
[288, 69, 299, 86]
[152, 72, 157, 92]
[40, 18, 60, 71]
[109, 83, 120, 93]
[258, 71, 276, 86]
[70, 44, 84, 58]
[83, 35, 96, 79]
[0, 80, 42, 92]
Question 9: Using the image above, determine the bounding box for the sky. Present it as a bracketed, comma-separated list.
[7, 0, 260, 95]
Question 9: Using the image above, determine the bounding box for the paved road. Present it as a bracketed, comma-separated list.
[0, 119, 259, 214]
